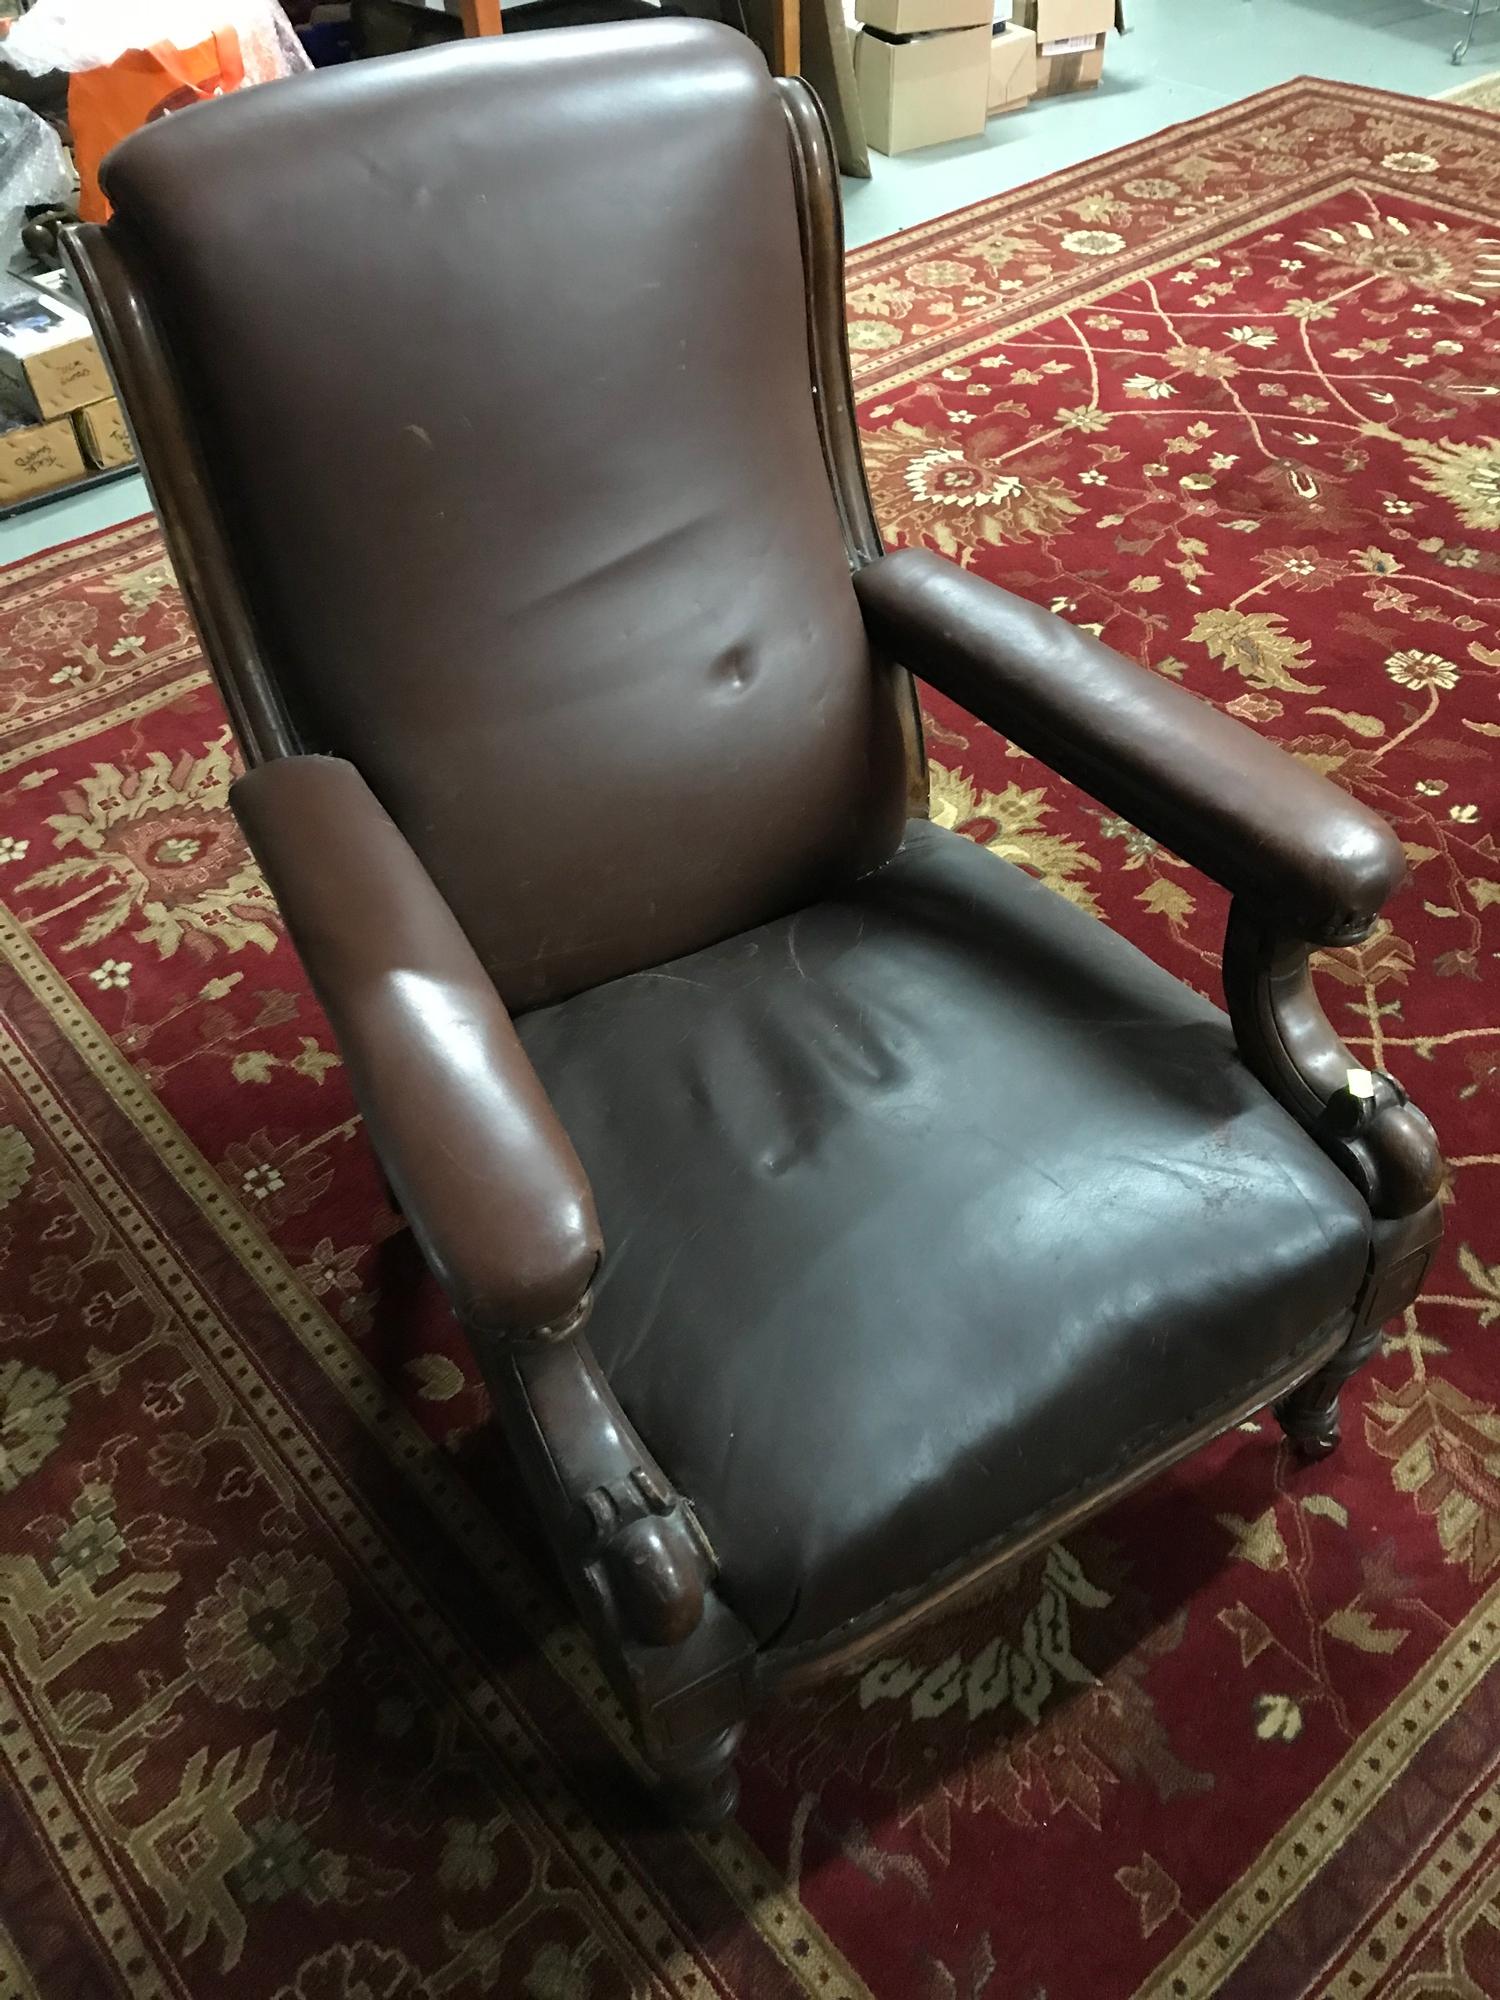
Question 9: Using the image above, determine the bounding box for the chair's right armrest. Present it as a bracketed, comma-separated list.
[232, 755, 601, 1338]
[855, 548, 1405, 945]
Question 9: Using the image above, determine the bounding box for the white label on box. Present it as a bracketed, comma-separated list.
[1041, 31, 1095, 51]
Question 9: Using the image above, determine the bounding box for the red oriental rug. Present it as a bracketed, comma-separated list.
[1, 78, 1498, 2000]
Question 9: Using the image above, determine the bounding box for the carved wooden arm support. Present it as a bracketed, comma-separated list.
[1222, 904, 1444, 1329]
[479, 1322, 718, 1652]
[232, 757, 719, 1655]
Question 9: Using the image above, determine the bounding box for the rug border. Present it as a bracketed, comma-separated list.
[846, 75, 1500, 270]
[0, 513, 157, 587]
[5, 73, 1498, 2000]
[1133, 1588, 1500, 1998]
[0, 898, 877, 2000]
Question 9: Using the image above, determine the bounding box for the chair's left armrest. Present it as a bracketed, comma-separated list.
[855, 547, 1405, 947]
[235, 756, 731, 1656]
[232, 755, 602, 1337]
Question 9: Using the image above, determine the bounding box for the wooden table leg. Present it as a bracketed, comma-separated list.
[459, 0, 504, 33]
[770, 0, 799, 75]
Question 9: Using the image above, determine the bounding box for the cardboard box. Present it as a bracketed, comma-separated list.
[1011, 0, 1111, 39]
[0, 412, 86, 507]
[858, 0, 992, 36]
[855, 25, 991, 153]
[988, 21, 1037, 112]
[74, 395, 134, 471]
[1035, 29, 1105, 93]
[0, 286, 111, 422]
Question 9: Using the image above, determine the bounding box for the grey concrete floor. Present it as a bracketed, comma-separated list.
[2, 0, 1493, 563]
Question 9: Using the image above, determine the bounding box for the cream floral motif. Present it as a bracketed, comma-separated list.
[904, 450, 1023, 511]
[1254, 1694, 1304, 1743]
[6, 599, 97, 654]
[1403, 437, 1500, 533]
[848, 319, 902, 352]
[0, 539, 195, 722]
[19, 728, 279, 958]
[1058, 404, 1114, 433]
[1125, 374, 1177, 401]
[1062, 230, 1127, 257]
[763, 1532, 1211, 1856]
[1188, 607, 1322, 693]
[50, 1484, 128, 1586]
[1071, 194, 1130, 224]
[929, 761, 1103, 915]
[976, 229, 1033, 272]
[1256, 547, 1349, 591]
[905, 259, 978, 287]
[0, 1361, 70, 1494]
[438, 1817, 505, 1892]
[1366, 1381, 1500, 1582]
[864, 419, 1085, 558]
[0, 1124, 34, 1208]
[845, 278, 917, 322]
[185, 1550, 349, 1710]
[295, 1238, 365, 1299]
[859, 1546, 1111, 1729]
[114, 559, 177, 615]
[1164, 344, 1241, 381]
[271, 1941, 429, 2000]
[1297, 215, 1500, 303]
[1386, 650, 1460, 690]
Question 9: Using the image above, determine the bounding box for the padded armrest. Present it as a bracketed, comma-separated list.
[855, 548, 1405, 946]
[231, 756, 602, 1334]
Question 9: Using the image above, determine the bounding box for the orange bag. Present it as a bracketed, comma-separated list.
[69, 30, 246, 223]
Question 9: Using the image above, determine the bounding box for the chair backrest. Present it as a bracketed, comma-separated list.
[89, 22, 913, 1009]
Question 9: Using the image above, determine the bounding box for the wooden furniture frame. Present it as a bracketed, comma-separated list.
[66, 75, 1441, 1828]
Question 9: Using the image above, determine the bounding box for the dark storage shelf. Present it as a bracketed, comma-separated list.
[1, 460, 137, 524]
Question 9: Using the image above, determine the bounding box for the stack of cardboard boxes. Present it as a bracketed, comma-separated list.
[854, 0, 996, 156]
[854, 0, 1112, 154]
[0, 281, 133, 510]
[988, 5, 1038, 119]
[1013, 0, 1111, 95]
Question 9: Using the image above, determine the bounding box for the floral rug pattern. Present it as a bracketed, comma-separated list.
[0, 79, 1496, 2000]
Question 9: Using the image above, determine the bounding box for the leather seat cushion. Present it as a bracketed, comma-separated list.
[517, 819, 1371, 1653]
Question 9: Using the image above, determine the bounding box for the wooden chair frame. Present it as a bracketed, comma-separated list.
[65, 82, 1442, 1825]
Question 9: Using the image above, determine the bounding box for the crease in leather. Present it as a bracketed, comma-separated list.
[519, 819, 1371, 1648]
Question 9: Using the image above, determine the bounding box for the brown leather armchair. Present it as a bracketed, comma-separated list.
[69, 20, 1442, 1825]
